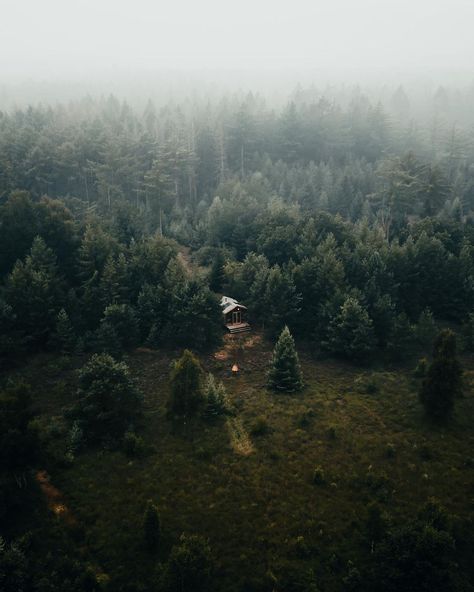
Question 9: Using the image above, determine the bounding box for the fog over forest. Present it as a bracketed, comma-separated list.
[1, 0, 474, 107]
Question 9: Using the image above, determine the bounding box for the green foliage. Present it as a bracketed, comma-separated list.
[416, 307, 437, 349]
[168, 350, 203, 418]
[370, 508, 459, 592]
[262, 266, 301, 338]
[250, 416, 270, 436]
[53, 308, 76, 353]
[268, 326, 303, 392]
[73, 353, 142, 444]
[312, 466, 326, 485]
[5, 236, 63, 345]
[143, 499, 161, 551]
[387, 313, 413, 360]
[97, 303, 139, 355]
[325, 297, 376, 362]
[413, 357, 428, 377]
[203, 374, 230, 419]
[160, 534, 213, 592]
[122, 431, 146, 457]
[209, 249, 226, 292]
[0, 380, 38, 472]
[461, 312, 474, 352]
[419, 329, 462, 421]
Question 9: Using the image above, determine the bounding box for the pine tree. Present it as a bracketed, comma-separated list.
[168, 350, 203, 418]
[54, 308, 76, 353]
[203, 374, 229, 419]
[267, 326, 303, 392]
[143, 499, 161, 551]
[416, 307, 437, 349]
[74, 354, 142, 443]
[325, 297, 376, 362]
[419, 329, 462, 421]
[209, 250, 226, 293]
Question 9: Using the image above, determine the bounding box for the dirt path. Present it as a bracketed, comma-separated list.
[36, 470, 77, 526]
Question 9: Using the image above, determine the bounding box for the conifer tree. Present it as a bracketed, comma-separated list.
[325, 297, 376, 362]
[267, 326, 303, 392]
[54, 308, 76, 353]
[203, 373, 229, 419]
[209, 249, 226, 293]
[168, 350, 203, 418]
[143, 499, 161, 551]
[416, 307, 437, 349]
[420, 329, 462, 421]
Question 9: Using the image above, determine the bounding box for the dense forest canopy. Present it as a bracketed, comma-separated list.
[1, 81, 474, 592]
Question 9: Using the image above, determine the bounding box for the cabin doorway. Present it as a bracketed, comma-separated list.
[232, 310, 242, 324]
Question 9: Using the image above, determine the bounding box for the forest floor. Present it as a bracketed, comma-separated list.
[16, 333, 474, 591]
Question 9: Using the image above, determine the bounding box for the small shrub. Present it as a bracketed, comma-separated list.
[385, 443, 396, 458]
[413, 357, 428, 378]
[296, 408, 315, 428]
[326, 426, 337, 440]
[250, 416, 270, 436]
[419, 443, 434, 461]
[123, 431, 146, 457]
[291, 535, 311, 558]
[313, 466, 326, 485]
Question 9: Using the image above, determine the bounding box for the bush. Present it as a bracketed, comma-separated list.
[123, 431, 146, 457]
[413, 357, 428, 377]
[250, 416, 270, 436]
[313, 466, 326, 485]
[160, 534, 213, 592]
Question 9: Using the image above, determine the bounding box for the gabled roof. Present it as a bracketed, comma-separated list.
[220, 295, 247, 315]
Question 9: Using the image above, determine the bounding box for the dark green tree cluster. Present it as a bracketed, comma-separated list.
[419, 329, 463, 421]
[72, 353, 143, 444]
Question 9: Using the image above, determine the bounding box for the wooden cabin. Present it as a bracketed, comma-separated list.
[220, 296, 251, 334]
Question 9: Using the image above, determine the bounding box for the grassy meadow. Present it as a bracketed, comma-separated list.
[15, 332, 474, 591]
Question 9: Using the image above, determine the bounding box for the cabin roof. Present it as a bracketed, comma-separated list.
[220, 295, 247, 315]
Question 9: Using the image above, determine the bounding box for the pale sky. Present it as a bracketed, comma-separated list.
[1, 0, 473, 80]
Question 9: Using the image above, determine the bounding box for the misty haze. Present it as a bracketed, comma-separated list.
[1, 2, 473, 592]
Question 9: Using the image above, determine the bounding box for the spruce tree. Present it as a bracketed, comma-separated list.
[209, 250, 226, 292]
[168, 350, 203, 418]
[267, 326, 303, 392]
[419, 329, 462, 421]
[143, 499, 161, 551]
[203, 373, 229, 419]
[54, 308, 76, 353]
[325, 297, 376, 362]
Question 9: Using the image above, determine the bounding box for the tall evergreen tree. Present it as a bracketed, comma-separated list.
[325, 297, 376, 362]
[419, 329, 462, 421]
[168, 350, 203, 418]
[267, 326, 303, 392]
[53, 308, 76, 353]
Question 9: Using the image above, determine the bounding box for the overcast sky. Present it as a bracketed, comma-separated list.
[1, 0, 473, 81]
